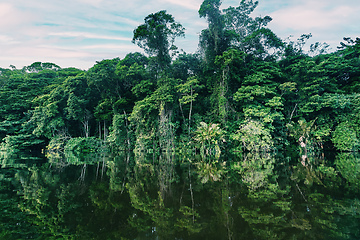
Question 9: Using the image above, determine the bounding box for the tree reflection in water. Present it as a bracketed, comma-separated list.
[0, 150, 359, 239]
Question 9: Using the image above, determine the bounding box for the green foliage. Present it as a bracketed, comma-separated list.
[107, 114, 133, 151]
[286, 119, 322, 157]
[177, 76, 203, 134]
[171, 53, 202, 80]
[0, 134, 45, 155]
[64, 137, 103, 154]
[126, 180, 174, 237]
[1, 149, 360, 239]
[332, 122, 359, 151]
[132, 10, 185, 70]
[231, 119, 273, 152]
[193, 122, 225, 158]
[0, 64, 70, 152]
[232, 153, 276, 192]
[177, 77, 201, 106]
[199, 0, 231, 63]
[0, 180, 38, 239]
[196, 161, 225, 183]
[199, 0, 283, 64]
[175, 206, 202, 233]
[4, 6, 360, 239]
[335, 153, 360, 192]
[2, 2, 360, 158]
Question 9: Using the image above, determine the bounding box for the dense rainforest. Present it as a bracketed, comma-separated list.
[1, 0, 360, 158]
[1, 1, 360, 239]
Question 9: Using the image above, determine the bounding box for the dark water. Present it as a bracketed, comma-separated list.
[0, 150, 359, 239]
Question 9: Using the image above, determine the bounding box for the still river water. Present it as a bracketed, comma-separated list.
[0, 150, 359, 239]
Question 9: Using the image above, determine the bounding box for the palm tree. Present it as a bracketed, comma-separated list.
[194, 122, 224, 158]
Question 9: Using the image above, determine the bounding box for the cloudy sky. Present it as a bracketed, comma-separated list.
[0, 0, 359, 70]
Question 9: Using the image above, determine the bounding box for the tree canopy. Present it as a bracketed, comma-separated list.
[0, 1, 359, 156]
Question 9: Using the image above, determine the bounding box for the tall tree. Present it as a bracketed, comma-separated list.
[132, 10, 185, 71]
[198, 0, 234, 65]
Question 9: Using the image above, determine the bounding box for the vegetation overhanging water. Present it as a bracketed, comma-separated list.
[1, 0, 360, 238]
[0, 150, 359, 239]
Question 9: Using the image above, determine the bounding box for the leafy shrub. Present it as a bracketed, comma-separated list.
[332, 122, 359, 151]
[231, 120, 273, 153]
[64, 137, 103, 153]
